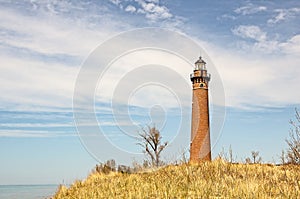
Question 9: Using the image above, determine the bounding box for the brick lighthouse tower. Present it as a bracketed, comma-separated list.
[190, 56, 211, 162]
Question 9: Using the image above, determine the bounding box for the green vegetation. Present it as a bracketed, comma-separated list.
[53, 160, 300, 198]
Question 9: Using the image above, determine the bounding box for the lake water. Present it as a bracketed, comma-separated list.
[0, 184, 58, 199]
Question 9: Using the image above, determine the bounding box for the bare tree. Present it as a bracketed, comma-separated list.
[217, 145, 235, 163]
[95, 159, 116, 174]
[279, 150, 286, 165]
[117, 165, 132, 174]
[106, 159, 116, 171]
[217, 147, 228, 161]
[229, 145, 234, 163]
[245, 157, 251, 164]
[285, 108, 300, 164]
[137, 126, 168, 167]
[251, 151, 262, 164]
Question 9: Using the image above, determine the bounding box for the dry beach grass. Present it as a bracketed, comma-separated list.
[53, 159, 300, 198]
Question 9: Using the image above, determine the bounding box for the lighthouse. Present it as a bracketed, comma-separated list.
[190, 56, 211, 162]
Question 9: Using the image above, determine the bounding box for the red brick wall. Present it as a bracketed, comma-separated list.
[190, 87, 211, 162]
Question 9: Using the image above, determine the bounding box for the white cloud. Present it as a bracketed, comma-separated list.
[0, 122, 74, 128]
[253, 40, 279, 53]
[201, 40, 300, 109]
[145, 0, 159, 3]
[232, 25, 266, 42]
[0, 130, 74, 138]
[108, 0, 173, 21]
[231, 25, 280, 53]
[232, 25, 300, 55]
[1, 0, 299, 115]
[268, 8, 300, 24]
[0, 3, 125, 111]
[109, 0, 121, 6]
[134, 0, 172, 21]
[0, 9, 112, 58]
[197, 29, 300, 109]
[137, 8, 146, 14]
[0, 53, 79, 109]
[95, 49, 192, 109]
[219, 14, 236, 20]
[235, 4, 267, 15]
[279, 34, 300, 54]
[108, 0, 180, 27]
[125, 5, 137, 13]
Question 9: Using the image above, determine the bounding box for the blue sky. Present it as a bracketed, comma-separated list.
[0, 0, 300, 185]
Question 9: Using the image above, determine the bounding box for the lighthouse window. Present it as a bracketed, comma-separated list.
[200, 83, 204, 88]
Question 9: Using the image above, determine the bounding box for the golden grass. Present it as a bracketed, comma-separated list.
[53, 160, 300, 198]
